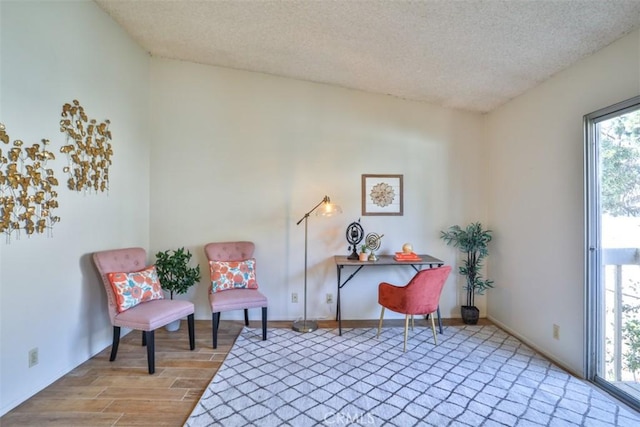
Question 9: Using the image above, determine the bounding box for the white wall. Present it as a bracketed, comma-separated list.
[0, 1, 150, 415]
[486, 30, 640, 375]
[148, 58, 488, 324]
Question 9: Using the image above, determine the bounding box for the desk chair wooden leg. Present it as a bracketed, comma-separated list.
[141, 331, 146, 346]
[430, 314, 437, 345]
[377, 307, 385, 338]
[188, 314, 195, 350]
[145, 330, 155, 374]
[110, 326, 121, 361]
[427, 307, 444, 334]
[261, 307, 268, 340]
[244, 308, 249, 326]
[404, 315, 410, 352]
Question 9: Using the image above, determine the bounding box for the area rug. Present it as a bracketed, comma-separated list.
[185, 325, 640, 426]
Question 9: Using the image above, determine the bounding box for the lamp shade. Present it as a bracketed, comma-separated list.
[315, 197, 342, 217]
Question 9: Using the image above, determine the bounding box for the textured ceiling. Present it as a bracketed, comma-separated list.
[94, 0, 640, 113]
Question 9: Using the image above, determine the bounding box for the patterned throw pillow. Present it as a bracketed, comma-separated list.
[210, 259, 258, 293]
[107, 265, 164, 313]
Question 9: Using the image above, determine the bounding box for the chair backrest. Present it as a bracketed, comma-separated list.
[404, 266, 452, 315]
[92, 247, 148, 324]
[204, 241, 255, 262]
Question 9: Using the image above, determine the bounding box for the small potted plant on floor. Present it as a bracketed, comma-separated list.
[155, 247, 201, 331]
[440, 222, 494, 324]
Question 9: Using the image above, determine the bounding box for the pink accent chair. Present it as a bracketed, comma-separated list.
[204, 242, 268, 348]
[92, 247, 195, 374]
[377, 266, 451, 352]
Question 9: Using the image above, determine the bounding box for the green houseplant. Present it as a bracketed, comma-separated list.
[359, 244, 368, 261]
[154, 247, 201, 330]
[440, 222, 494, 324]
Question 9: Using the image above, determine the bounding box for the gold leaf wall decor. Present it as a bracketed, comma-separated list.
[0, 123, 61, 243]
[59, 100, 112, 193]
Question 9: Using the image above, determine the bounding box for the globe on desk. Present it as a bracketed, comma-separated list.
[345, 221, 364, 260]
[365, 232, 383, 261]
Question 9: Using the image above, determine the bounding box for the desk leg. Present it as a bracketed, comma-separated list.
[336, 265, 342, 336]
[437, 306, 443, 334]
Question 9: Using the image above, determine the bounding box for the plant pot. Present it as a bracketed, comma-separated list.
[461, 306, 479, 325]
[359, 252, 368, 262]
[165, 319, 181, 332]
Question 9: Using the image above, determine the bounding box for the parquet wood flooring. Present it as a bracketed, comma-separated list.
[0, 318, 486, 426]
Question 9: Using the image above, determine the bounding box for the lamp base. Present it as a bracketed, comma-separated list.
[292, 319, 318, 333]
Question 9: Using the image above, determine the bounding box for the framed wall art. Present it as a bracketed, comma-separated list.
[361, 174, 403, 216]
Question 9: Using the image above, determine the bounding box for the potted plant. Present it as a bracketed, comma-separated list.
[359, 244, 368, 262]
[154, 247, 201, 330]
[440, 222, 494, 325]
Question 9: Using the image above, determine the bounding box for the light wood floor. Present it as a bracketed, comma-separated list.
[0, 318, 486, 426]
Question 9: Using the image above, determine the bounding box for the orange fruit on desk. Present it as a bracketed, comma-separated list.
[402, 243, 413, 254]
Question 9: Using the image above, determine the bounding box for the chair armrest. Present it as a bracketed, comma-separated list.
[378, 282, 407, 309]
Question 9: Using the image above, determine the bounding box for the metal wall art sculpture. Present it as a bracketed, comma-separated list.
[0, 123, 60, 242]
[59, 100, 112, 193]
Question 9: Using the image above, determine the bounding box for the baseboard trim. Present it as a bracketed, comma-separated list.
[487, 315, 583, 378]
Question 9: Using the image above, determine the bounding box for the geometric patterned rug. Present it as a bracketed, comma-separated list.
[184, 325, 640, 426]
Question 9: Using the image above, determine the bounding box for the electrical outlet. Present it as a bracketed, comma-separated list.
[291, 292, 298, 303]
[28, 348, 38, 368]
[326, 293, 333, 304]
[553, 324, 560, 340]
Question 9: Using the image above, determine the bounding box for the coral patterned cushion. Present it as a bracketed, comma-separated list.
[210, 259, 258, 293]
[107, 265, 164, 313]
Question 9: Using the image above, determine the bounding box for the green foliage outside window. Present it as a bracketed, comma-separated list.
[600, 111, 640, 217]
[601, 110, 640, 381]
[622, 280, 640, 380]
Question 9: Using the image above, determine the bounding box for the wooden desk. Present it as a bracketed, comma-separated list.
[334, 254, 445, 336]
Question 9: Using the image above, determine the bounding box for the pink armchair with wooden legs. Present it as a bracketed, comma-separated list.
[377, 266, 451, 352]
[92, 247, 195, 374]
[204, 241, 268, 349]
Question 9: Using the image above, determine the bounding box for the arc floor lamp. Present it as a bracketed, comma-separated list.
[293, 195, 342, 333]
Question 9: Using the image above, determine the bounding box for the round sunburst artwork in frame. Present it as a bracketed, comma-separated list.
[370, 182, 395, 207]
[361, 174, 404, 216]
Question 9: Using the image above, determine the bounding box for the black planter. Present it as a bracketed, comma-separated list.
[461, 305, 479, 325]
